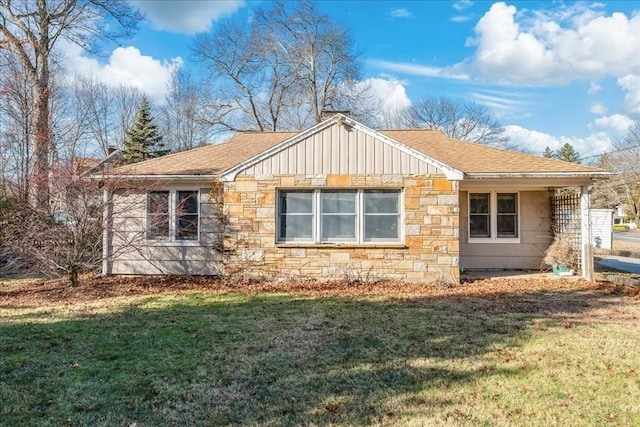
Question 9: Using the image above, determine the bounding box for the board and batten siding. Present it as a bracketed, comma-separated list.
[106, 187, 223, 275]
[239, 124, 442, 176]
[459, 190, 553, 270]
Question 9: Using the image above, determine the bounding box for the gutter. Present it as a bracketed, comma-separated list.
[90, 174, 219, 181]
[465, 172, 610, 179]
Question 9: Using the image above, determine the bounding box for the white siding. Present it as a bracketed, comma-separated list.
[460, 190, 553, 270]
[239, 124, 442, 176]
[590, 209, 613, 250]
[107, 187, 224, 275]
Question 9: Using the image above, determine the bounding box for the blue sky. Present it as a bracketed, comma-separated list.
[63, 1, 640, 159]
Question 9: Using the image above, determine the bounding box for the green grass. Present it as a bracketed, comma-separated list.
[1, 287, 640, 426]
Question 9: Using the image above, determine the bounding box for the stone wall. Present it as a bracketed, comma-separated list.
[223, 173, 460, 283]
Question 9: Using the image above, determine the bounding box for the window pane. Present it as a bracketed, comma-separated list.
[321, 191, 356, 214]
[280, 214, 313, 240]
[321, 214, 356, 241]
[470, 193, 490, 214]
[176, 191, 199, 240]
[364, 190, 399, 214]
[147, 191, 169, 239]
[280, 191, 312, 214]
[364, 215, 399, 240]
[470, 215, 490, 237]
[497, 214, 518, 237]
[497, 193, 517, 214]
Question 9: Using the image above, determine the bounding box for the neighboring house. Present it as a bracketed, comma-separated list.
[101, 114, 609, 282]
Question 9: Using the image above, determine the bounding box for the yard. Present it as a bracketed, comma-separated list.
[1, 276, 639, 426]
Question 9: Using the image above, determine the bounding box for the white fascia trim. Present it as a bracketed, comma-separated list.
[467, 172, 610, 179]
[220, 114, 465, 181]
[91, 174, 218, 181]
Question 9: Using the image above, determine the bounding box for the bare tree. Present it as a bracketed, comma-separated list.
[0, 0, 142, 210]
[194, 0, 365, 132]
[160, 68, 215, 152]
[75, 77, 143, 156]
[403, 96, 513, 149]
[592, 121, 640, 225]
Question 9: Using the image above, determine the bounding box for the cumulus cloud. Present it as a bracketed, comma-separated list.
[61, 42, 182, 104]
[618, 74, 640, 114]
[131, 0, 244, 34]
[465, 2, 640, 84]
[365, 77, 411, 110]
[590, 102, 607, 115]
[504, 125, 613, 157]
[389, 8, 414, 19]
[451, 15, 472, 23]
[593, 114, 634, 134]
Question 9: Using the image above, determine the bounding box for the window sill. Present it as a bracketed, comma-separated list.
[468, 238, 520, 244]
[276, 243, 408, 249]
[144, 240, 202, 247]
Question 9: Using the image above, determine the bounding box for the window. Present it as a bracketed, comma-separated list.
[468, 192, 519, 242]
[278, 189, 401, 244]
[146, 190, 199, 241]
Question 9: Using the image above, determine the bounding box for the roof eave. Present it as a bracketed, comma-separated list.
[466, 172, 610, 180]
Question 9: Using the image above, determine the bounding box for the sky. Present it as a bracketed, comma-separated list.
[62, 1, 640, 160]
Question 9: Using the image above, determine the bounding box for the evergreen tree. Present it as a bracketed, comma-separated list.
[543, 146, 555, 158]
[122, 97, 168, 164]
[556, 142, 581, 163]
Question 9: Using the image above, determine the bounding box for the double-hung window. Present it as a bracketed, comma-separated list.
[146, 190, 199, 241]
[469, 192, 519, 242]
[278, 189, 401, 244]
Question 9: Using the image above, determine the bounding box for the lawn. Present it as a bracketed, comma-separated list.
[1, 276, 639, 426]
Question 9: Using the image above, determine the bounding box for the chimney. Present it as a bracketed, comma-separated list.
[321, 110, 351, 121]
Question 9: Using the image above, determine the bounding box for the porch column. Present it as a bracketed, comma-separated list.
[580, 185, 590, 279]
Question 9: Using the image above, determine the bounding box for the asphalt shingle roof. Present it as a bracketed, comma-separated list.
[109, 126, 605, 177]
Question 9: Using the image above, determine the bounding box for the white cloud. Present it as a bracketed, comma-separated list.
[504, 125, 613, 157]
[453, 1, 473, 11]
[470, 88, 533, 119]
[61, 42, 182, 104]
[451, 15, 472, 23]
[594, 114, 634, 134]
[368, 59, 469, 80]
[618, 74, 640, 114]
[365, 77, 411, 110]
[389, 8, 414, 19]
[131, 0, 244, 34]
[590, 102, 607, 115]
[587, 82, 602, 94]
[464, 2, 640, 84]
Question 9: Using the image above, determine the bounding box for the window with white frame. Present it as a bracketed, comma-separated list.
[146, 190, 199, 241]
[278, 189, 401, 243]
[469, 192, 519, 241]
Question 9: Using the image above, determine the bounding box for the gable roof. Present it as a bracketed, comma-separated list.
[107, 114, 608, 181]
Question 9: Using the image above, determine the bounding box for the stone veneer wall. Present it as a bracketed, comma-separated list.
[222, 174, 460, 283]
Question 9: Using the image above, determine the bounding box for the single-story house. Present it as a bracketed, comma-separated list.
[101, 114, 609, 283]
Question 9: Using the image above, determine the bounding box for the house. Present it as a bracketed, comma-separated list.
[101, 114, 609, 283]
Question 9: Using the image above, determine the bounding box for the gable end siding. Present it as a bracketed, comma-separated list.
[238, 125, 443, 176]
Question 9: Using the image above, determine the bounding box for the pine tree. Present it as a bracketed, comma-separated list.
[556, 142, 581, 163]
[543, 146, 555, 158]
[121, 97, 168, 164]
